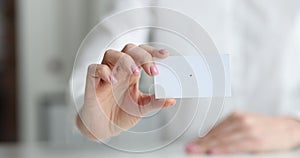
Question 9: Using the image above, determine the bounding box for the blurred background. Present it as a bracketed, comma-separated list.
[1, 1, 300, 158]
[0, 0, 112, 145]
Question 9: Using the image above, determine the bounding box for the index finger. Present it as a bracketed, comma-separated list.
[139, 44, 170, 59]
[122, 44, 171, 76]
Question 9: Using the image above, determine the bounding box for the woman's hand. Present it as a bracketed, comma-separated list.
[76, 44, 176, 140]
[186, 111, 300, 155]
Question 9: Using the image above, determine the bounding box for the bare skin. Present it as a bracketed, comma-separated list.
[76, 44, 176, 140]
[76, 44, 300, 154]
[186, 111, 300, 155]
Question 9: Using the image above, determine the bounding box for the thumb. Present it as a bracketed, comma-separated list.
[138, 94, 176, 115]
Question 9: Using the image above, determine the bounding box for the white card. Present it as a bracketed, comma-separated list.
[154, 55, 231, 99]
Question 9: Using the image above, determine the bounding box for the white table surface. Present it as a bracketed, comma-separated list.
[1, 142, 299, 158]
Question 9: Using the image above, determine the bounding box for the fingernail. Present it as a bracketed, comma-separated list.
[158, 49, 168, 55]
[131, 65, 140, 75]
[207, 148, 219, 154]
[150, 65, 159, 75]
[185, 144, 201, 153]
[109, 75, 117, 84]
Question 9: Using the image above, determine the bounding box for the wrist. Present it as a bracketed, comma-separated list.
[76, 114, 97, 140]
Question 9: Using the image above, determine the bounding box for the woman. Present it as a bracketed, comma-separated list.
[72, 0, 300, 155]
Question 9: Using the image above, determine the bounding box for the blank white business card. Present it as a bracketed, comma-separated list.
[154, 55, 231, 99]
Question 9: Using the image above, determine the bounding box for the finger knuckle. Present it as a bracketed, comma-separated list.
[98, 65, 109, 73]
[88, 64, 97, 72]
[238, 115, 252, 125]
[104, 49, 114, 56]
[138, 44, 146, 47]
[140, 53, 152, 63]
[120, 53, 134, 64]
[123, 43, 136, 53]
[116, 54, 135, 74]
[232, 110, 243, 118]
[103, 49, 116, 61]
